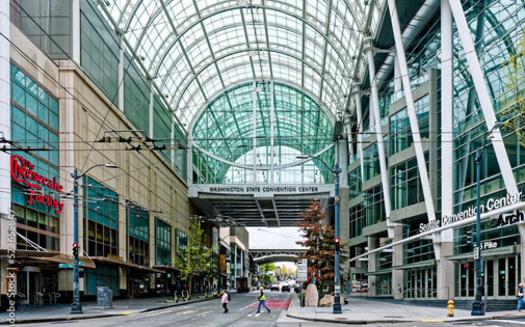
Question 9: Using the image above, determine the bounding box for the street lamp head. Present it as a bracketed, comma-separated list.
[104, 163, 118, 169]
[296, 155, 311, 160]
[492, 122, 505, 130]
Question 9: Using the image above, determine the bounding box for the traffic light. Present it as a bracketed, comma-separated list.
[72, 243, 79, 257]
[335, 237, 340, 251]
[465, 229, 473, 246]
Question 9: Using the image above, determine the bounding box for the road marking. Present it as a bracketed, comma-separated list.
[197, 310, 213, 317]
[255, 313, 261, 317]
[496, 320, 525, 324]
[240, 302, 258, 311]
[420, 319, 444, 322]
[118, 312, 133, 315]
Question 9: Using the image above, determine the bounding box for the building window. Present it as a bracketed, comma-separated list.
[128, 204, 149, 265]
[349, 203, 364, 238]
[10, 63, 61, 247]
[13, 202, 59, 251]
[84, 177, 119, 257]
[391, 154, 429, 210]
[156, 218, 171, 266]
[363, 185, 385, 227]
[390, 96, 429, 155]
[363, 144, 381, 181]
[176, 229, 188, 254]
[348, 168, 361, 197]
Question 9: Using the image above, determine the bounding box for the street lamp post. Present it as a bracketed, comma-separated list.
[471, 122, 504, 316]
[70, 163, 117, 314]
[297, 155, 342, 314]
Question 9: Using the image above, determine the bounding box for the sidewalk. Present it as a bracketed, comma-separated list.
[286, 296, 525, 324]
[0, 291, 224, 325]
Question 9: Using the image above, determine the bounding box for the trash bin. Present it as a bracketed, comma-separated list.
[97, 287, 111, 308]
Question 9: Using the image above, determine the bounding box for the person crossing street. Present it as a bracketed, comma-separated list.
[221, 290, 229, 313]
[257, 286, 271, 313]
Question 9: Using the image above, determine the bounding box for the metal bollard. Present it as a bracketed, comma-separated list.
[447, 300, 455, 317]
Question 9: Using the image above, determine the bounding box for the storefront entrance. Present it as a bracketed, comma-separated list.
[456, 255, 520, 299]
[18, 267, 41, 305]
[403, 267, 437, 299]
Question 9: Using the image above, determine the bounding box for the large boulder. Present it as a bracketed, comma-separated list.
[319, 295, 334, 307]
[305, 283, 319, 307]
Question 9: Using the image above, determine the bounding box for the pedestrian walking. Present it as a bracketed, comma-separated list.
[257, 286, 271, 313]
[518, 283, 524, 312]
[175, 283, 182, 302]
[221, 290, 229, 313]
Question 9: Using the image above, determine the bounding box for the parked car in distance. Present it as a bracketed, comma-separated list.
[281, 284, 291, 292]
[270, 284, 279, 291]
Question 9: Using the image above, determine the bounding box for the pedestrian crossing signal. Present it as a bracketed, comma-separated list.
[465, 261, 474, 270]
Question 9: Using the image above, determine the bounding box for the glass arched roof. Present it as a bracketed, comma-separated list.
[99, 0, 381, 129]
[192, 82, 333, 163]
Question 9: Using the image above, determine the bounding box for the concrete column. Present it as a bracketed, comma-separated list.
[0, 0, 10, 222]
[441, 0, 454, 243]
[72, 0, 80, 64]
[118, 37, 125, 112]
[437, 242, 455, 300]
[149, 82, 154, 139]
[367, 237, 376, 297]
[392, 225, 404, 299]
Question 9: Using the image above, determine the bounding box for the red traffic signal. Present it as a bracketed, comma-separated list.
[334, 237, 340, 243]
[72, 243, 79, 257]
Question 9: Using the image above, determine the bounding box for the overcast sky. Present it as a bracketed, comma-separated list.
[247, 227, 303, 269]
[247, 227, 304, 249]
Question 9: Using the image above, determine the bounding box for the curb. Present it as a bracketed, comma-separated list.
[0, 296, 218, 325]
[285, 312, 525, 325]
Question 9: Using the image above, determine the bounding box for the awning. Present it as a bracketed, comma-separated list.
[152, 265, 180, 272]
[0, 249, 59, 257]
[445, 245, 518, 262]
[392, 259, 436, 270]
[366, 269, 392, 276]
[91, 256, 164, 273]
[1, 250, 97, 269]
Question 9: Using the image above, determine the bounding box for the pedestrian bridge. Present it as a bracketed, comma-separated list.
[250, 248, 306, 264]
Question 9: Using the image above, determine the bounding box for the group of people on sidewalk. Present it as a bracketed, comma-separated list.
[221, 287, 271, 314]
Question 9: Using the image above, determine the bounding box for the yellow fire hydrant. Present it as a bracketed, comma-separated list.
[447, 300, 455, 317]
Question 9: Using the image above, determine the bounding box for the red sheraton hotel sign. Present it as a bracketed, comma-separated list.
[10, 155, 64, 214]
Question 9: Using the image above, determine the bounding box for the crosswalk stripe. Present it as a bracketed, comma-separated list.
[495, 320, 525, 324]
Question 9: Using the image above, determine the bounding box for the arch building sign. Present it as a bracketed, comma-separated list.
[419, 192, 522, 233]
[189, 184, 335, 198]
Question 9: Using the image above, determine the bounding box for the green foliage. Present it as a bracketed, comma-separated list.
[175, 220, 217, 295]
[501, 30, 525, 147]
[260, 263, 277, 284]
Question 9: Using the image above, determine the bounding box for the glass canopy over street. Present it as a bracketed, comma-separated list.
[100, 0, 381, 176]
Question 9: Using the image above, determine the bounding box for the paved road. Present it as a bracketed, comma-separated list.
[19, 291, 314, 327]
[17, 291, 525, 327]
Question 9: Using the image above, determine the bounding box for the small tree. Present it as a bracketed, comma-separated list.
[176, 220, 217, 297]
[296, 200, 347, 294]
[260, 263, 277, 284]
